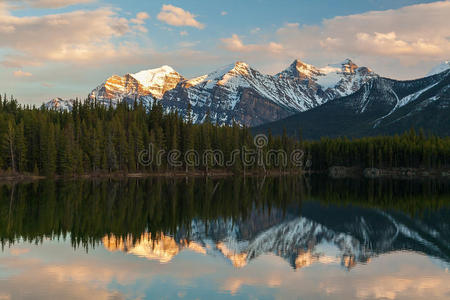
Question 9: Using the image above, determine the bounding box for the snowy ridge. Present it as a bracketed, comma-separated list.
[427, 60, 450, 77]
[277, 58, 378, 97]
[44, 98, 75, 111]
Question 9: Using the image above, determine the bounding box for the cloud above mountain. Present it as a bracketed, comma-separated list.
[221, 1, 450, 77]
[221, 34, 283, 54]
[5, 0, 95, 9]
[13, 70, 32, 77]
[157, 4, 205, 29]
[276, 1, 450, 62]
[0, 7, 146, 68]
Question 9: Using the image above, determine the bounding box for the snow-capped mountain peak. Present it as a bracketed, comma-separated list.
[89, 65, 183, 103]
[183, 62, 250, 89]
[277, 58, 377, 97]
[277, 59, 322, 80]
[317, 59, 377, 96]
[44, 97, 75, 111]
[337, 58, 358, 73]
[130, 65, 179, 89]
[427, 60, 450, 77]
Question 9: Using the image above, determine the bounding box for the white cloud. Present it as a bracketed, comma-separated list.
[157, 5, 204, 29]
[221, 11, 227, 16]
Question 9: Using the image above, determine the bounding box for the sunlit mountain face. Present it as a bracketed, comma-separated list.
[1, 176, 449, 271]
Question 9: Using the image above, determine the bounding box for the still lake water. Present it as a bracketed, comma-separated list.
[0, 176, 449, 300]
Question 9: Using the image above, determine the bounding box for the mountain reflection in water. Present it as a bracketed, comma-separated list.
[0, 176, 449, 299]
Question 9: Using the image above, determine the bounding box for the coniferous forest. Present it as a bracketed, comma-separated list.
[0, 94, 449, 177]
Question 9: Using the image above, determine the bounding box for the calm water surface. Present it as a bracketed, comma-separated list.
[0, 176, 449, 299]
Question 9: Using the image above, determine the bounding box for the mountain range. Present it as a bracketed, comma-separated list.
[45, 59, 378, 126]
[254, 67, 450, 138]
[45, 59, 450, 137]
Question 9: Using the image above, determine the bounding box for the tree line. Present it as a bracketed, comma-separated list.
[0, 93, 449, 176]
[298, 129, 450, 170]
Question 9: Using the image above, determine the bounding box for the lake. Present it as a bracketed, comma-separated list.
[0, 176, 449, 299]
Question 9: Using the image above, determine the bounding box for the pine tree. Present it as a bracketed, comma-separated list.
[3, 120, 16, 172]
[15, 121, 27, 173]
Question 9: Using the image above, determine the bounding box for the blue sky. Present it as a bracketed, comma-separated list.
[0, 0, 449, 104]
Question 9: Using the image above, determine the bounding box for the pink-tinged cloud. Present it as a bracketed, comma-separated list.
[276, 1, 450, 63]
[0, 7, 140, 67]
[7, 0, 95, 9]
[131, 12, 149, 25]
[157, 5, 205, 29]
[131, 12, 150, 33]
[13, 70, 32, 77]
[221, 34, 283, 54]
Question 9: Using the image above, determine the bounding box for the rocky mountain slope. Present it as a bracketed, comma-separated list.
[45, 59, 376, 126]
[254, 67, 450, 138]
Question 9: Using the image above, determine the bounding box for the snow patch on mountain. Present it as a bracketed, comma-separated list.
[130, 65, 177, 91]
[373, 80, 441, 127]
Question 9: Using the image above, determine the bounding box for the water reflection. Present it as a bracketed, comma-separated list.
[0, 176, 449, 299]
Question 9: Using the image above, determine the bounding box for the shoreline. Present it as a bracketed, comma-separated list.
[329, 166, 450, 179]
[0, 167, 449, 182]
[0, 169, 307, 182]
